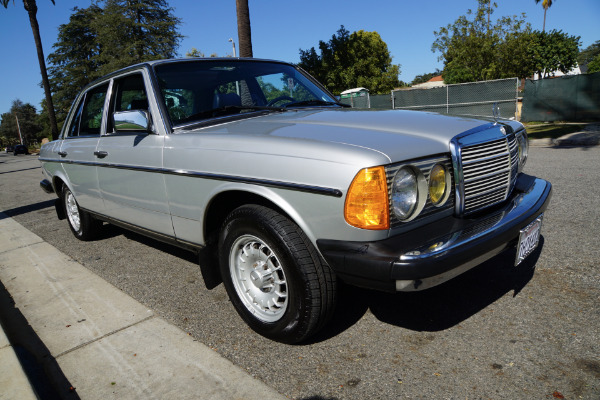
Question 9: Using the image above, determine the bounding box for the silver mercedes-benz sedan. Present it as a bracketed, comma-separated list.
[39, 58, 551, 343]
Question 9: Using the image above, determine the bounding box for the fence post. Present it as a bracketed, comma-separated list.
[514, 78, 518, 120]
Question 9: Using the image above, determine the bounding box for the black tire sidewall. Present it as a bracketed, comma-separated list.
[219, 206, 314, 343]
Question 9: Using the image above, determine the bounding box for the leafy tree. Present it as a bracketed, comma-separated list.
[432, 0, 533, 84]
[47, 5, 103, 126]
[578, 40, 600, 72]
[236, 0, 252, 57]
[93, 0, 183, 76]
[0, 99, 43, 146]
[411, 69, 442, 86]
[534, 0, 554, 32]
[45, 0, 182, 133]
[299, 26, 401, 94]
[529, 29, 580, 78]
[2, 0, 59, 140]
[587, 55, 600, 74]
[185, 48, 218, 58]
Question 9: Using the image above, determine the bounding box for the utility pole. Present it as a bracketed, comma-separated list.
[228, 38, 237, 57]
[14, 113, 23, 145]
[229, 39, 240, 96]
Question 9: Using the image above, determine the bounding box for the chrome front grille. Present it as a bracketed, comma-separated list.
[508, 134, 519, 185]
[459, 132, 519, 214]
[385, 124, 522, 224]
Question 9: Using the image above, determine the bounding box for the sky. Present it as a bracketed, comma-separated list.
[1, 0, 599, 114]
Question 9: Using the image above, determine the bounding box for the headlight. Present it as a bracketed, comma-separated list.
[517, 131, 528, 172]
[428, 164, 450, 206]
[391, 167, 424, 221]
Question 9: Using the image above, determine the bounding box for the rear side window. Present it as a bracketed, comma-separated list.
[68, 83, 109, 137]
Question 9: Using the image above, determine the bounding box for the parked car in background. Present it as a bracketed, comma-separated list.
[13, 145, 29, 155]
[38, 58, 552, 343]
[4, 145, 15, 153]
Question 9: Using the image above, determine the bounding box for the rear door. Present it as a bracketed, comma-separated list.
[58, 82, 108, 212]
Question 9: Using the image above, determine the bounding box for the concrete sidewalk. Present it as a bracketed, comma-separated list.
[0, 327, 37, 399]
[0, 214, 286, 400]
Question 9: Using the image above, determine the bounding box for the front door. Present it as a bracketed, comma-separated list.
[95, 72, 173, 237]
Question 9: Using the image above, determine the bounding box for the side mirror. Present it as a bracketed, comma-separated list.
[113, 110, 151, 132]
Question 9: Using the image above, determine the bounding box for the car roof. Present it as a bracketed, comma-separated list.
[80, 58, 296, 93]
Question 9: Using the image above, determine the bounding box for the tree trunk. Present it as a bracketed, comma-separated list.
[542, 7, 547, 32]
[23, 0, 59, 140]
[236, 0, 253, 58]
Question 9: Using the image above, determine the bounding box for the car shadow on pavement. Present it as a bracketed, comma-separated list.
[309, 238, 544, 343]
[0, 199, 57, 220]
[99, 223, 199, 265]
[0, 280, 80, 400]
[0, 166, 41, 175]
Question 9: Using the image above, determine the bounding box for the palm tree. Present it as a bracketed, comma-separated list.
[2, 0, 59, 140]
[534, 0, 554, 32]
[236, 0, 253, 57]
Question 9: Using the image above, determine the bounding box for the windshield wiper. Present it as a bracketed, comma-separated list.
[283, 99, 351, 108]
[179, 105, 285, 124]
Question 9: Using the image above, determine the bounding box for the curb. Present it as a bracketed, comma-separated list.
[0, 214, 286, 400]
[528, 123, 600, 148]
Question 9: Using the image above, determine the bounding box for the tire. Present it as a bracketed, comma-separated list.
[62, 186, 100, 241]
[218, 205, 337, 344]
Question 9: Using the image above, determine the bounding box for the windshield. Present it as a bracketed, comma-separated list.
[153, 60, 339, 126]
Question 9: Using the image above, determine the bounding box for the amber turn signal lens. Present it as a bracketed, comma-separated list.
[344, 166, 389, 230]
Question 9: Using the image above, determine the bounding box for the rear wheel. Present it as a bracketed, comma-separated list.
[219, 205, 336, 343]
[62, 186, 100, 241]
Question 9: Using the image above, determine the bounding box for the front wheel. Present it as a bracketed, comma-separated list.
[62, 186, 100, 241]
[219, 205, 336, 343]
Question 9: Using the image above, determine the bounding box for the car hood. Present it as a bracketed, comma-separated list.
[190, 109, 504, 164]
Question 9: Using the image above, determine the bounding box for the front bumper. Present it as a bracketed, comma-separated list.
[317, 174, 552, 292]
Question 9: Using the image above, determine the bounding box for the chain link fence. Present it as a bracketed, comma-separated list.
[521, 72, 600, 122]
[342, 93, 395, 109]
[341, 78, 519, 119]
[369, 94, 393, 109]
[391, 78, 519, 119]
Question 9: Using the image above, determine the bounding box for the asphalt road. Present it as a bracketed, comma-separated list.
[1, 146, 599, 400]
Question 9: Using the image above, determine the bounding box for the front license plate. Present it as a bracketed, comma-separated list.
[515, 214, 543, 266]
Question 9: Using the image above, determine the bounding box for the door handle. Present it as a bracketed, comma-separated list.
[58, 151, 67, 157]
[94, 151, 108, 158]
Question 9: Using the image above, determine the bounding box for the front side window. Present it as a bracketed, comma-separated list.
[113, 73, 148, 112]
[106, 73, 150, 133]
[68, 83, 109, 137]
